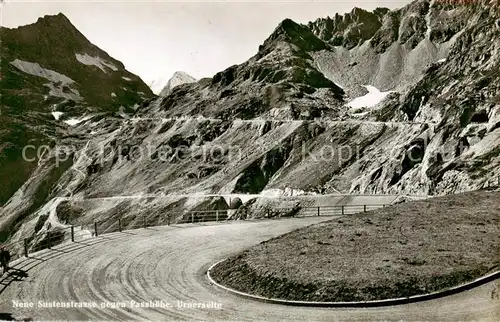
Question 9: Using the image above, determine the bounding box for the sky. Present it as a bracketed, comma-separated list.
[2, 0, 411, 86]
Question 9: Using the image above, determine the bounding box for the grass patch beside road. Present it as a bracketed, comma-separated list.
[211, 190, 500, 302]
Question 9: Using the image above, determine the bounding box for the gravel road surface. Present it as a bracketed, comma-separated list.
[1, 217, 499, 321]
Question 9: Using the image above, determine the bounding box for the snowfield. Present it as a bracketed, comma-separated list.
[10, 59, 83, 101]
[346, 85, 393, 109]
[1, 219, 498, 320]
[51, 111, 64, 120]
[10, 59, 74, 85]
[64, 115, 93, 126]
[75, 53, 118, 73]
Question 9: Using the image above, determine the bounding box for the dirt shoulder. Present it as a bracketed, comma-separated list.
[211, 190, 500, 302]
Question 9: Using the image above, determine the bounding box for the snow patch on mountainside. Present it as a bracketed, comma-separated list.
[64, 115, 93, 126]
[52, 111, 64, 120]
[75, 53, 118, 73]
[11, 59, 74, 84]
[10, 59, 83, 100]
[346, 85, 393, 109]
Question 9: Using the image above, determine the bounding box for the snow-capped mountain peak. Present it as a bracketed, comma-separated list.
[149, 71, 197, 96]
[159, 71, 197, 96]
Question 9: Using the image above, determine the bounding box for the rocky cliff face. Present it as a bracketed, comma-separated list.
[1, 1, 499, 248]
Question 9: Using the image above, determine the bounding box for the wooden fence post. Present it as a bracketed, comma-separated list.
[71, 226, 75, 242]
[191, 212, 194, 224]
[342, 205, 345, 216]
[23, 239, 29, 257]
[216, 210, 219, 222]
[317, 207, 320, 216]
[364, 205, 367, 212]
[118, 218, 122, 232]
[94, 221, 98, 237]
